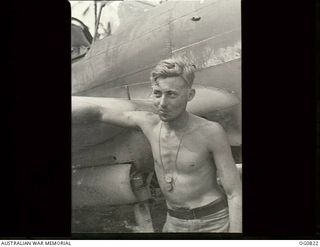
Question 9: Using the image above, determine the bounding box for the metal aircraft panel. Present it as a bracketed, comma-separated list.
[171, 0, 240, 51]
[72, 163, 139, 207]
[72, 3, 175, 95]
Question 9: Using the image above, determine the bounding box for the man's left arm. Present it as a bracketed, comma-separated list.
[208, 123, 242, 233]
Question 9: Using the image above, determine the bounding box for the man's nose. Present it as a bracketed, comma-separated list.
[159, 95, 168, 107]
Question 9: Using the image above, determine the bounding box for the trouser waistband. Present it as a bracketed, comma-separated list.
[167, 197, 227, 220]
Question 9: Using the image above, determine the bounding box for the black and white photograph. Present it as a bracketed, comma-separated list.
[2, 0, 318, 241]
[71, 0, 242, 234]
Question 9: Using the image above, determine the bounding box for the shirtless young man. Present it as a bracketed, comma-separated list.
[73, 58, 242, 232]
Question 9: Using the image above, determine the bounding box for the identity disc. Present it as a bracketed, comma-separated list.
[165, 174, 173, 183]
[165, 182, 173, 191]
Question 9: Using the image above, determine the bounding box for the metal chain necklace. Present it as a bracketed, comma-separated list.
[158, 120, 188, 192]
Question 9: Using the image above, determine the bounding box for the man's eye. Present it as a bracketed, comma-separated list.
[167, 92, 177, 97]
[152, 91, 161, 97]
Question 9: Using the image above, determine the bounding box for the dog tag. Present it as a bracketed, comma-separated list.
[164, 174, 174, 191]
[165, 174, 173, 183]
[165, 182, 173, 192]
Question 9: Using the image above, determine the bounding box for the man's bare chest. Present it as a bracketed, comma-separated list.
[148, 127, 211, 173]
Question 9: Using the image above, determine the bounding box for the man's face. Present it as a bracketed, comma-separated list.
[151, 76, 194, 122]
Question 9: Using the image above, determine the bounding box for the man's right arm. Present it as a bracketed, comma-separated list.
[72, 101, 139, 129]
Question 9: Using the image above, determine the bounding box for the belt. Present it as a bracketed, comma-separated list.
[167, 197, 227, 220]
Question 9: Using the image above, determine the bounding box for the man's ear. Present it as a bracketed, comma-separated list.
[187, 88, 195, 101]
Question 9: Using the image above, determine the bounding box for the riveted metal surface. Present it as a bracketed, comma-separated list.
[72, 124, 154, 172]
[72, 57, 94, 94]
[125, 130, 154, 172]
[171, 0, 240, 52]
[72, 163, 138, 208]
[72, 3, 174, 95]
[194, 58, 241, 98]
[186, 84, 239, 115]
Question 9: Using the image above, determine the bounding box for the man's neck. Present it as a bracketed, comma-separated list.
[162, 111, 190, 132]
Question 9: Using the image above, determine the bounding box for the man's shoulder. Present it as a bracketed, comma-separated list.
[189, 115, 225, 140]
[190, 115, 223, 132]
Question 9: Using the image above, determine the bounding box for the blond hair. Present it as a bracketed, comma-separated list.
[150, 57, 196, 88]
